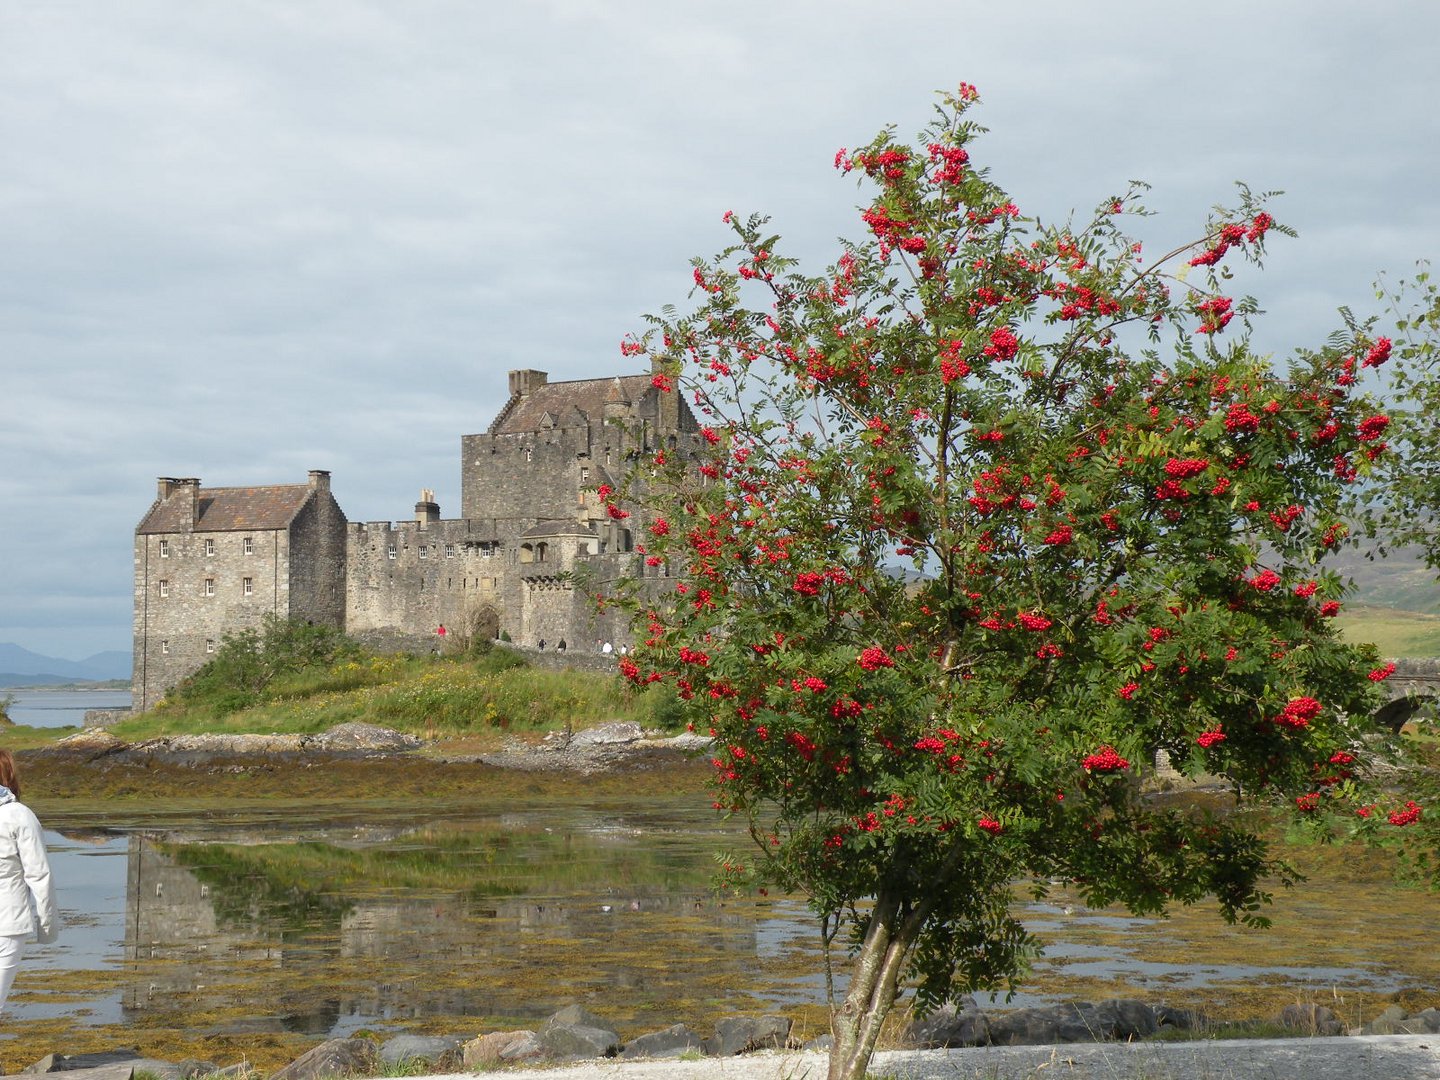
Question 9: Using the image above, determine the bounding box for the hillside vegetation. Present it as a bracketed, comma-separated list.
[1336, 604, 1440, 660]
[108, 620, 680, 744]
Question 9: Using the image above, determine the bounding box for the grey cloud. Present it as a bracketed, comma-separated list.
[3, 0, 1438, 657]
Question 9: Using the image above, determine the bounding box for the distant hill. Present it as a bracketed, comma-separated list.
[0, 644, 131, 687]
[1329, 546, 1440, 616]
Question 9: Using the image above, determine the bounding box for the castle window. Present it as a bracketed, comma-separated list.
[159, 539, 170, 558]
[481, 543, 494, 559]
[243, 577, 254, 597]
[419, 545, 429, 559]
[204, 538, 215, 557]
[524, 447, 533, 462]
[387, 542, 397, 560]
[161, 640, 170, 656]
[204, 578, 215, 597]
[445, 543, 456, 558]
[158, 579, 169, 597]
[581, 466, 590, 483]
[243, 537, 254, 555]
[206, 639, 215, 654]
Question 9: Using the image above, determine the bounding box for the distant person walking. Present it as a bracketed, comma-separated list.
[0, 749, 57, 1015]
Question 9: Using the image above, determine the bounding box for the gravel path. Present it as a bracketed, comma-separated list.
[411, 1034, 1440, 1079]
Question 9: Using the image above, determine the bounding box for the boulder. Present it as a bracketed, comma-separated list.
[620, 1023, 705, 1059]
[268, 1038, 377, 1080]
[52, 729, 128, 756]
[24, 1050, 143, 1073]
[462, 1031, 535, 1069]
[569, 722, 643, 747]
[703, 1014, 793, 1056]
[903, 999, 988, 1048]
[987, 1000, 1158, 1046]
[537, 1005, 621, 1059]
[1279, 1003, 1345, 1037]
[1090, 998, 1160, 1039]
[311, 723, 421, 753]
[497, 1034, 546, 1062]
[988, 1005, 1093, 1046]
[18, 1069, 133, 1080]
[21, 1059, 216, 1080]
[536, 1022, 621, 1060]
[1362, 1006, 1440, 1035]
[377, 1035, 461, 1070]
[1153, 1004, 1207, 1031]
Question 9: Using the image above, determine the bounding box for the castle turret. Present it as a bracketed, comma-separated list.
[602, 377, 630, 421]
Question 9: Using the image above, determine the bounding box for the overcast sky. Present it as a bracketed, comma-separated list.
[3, 1, 1438, 661]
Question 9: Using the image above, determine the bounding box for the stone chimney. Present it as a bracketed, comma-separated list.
[415, 487, 440, 527]
[508, 369, 548, 397]
[156, 477, 202, 528]
[308, 470, 331, 491]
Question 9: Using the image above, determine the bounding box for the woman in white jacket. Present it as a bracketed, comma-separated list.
[0, 749, 57, 1014]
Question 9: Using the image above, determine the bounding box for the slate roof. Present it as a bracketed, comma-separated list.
[489, 374, 653, 435]
[521, 520, 600, 539]
[137, 484, 316, 534]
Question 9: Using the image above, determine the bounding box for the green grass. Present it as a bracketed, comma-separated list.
[107, 644, 684, 743]
[1335, 603, 1440, 658]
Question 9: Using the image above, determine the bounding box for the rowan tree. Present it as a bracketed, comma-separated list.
[604, 87, 1407, 1080]
[1378, 265, 1440, 563]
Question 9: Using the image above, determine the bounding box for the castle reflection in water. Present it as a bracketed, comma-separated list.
[112, 815, 815, 1037]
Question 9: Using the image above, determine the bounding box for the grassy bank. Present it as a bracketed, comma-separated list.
[109, 642, 681, 745]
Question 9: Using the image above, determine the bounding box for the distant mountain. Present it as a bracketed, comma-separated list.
[1330, 547, 1440, 616]
[0, 644, 131, 686]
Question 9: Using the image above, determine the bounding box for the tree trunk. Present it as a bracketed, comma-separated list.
[826, 890, 920, 1080]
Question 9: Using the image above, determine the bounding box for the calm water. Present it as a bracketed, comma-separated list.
[7, 796, 1438, 1049]
[10, 800, 823, 1039]
[3, 689, 132, 728]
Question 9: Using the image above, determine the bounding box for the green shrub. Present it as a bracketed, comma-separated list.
[167, 614, 359, 716]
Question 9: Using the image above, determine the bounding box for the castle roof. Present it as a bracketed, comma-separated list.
[521, 520, 599, 539]
[489, 373, 654, 435]
[137, 483, 318, 534]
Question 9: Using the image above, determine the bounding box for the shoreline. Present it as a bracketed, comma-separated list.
[408, 1035, 1440, 1080]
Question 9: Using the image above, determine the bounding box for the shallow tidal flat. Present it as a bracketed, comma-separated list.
[4, 761, 1440, 1071]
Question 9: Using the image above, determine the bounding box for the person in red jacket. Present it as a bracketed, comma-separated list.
[0, 749, 57, 1014]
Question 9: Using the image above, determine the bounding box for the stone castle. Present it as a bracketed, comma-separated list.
[132, 366, 702, 710]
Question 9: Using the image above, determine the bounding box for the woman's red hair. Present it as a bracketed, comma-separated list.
[0, 749, 21, 799]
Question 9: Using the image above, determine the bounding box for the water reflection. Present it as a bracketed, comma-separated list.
[17, 805, 815, 1038]
[19, 801, 1440, 1049]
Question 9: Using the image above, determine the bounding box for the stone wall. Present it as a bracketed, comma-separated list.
[132, 526, 291, 711]
[287, 487, 348, 627]
[345, 518, 511, 641]
[462, 426, 603, 525]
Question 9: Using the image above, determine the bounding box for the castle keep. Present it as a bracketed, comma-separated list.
[133, 367, 702, 710]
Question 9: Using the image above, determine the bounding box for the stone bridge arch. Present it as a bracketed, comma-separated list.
[1375, 658, 1440, 732]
